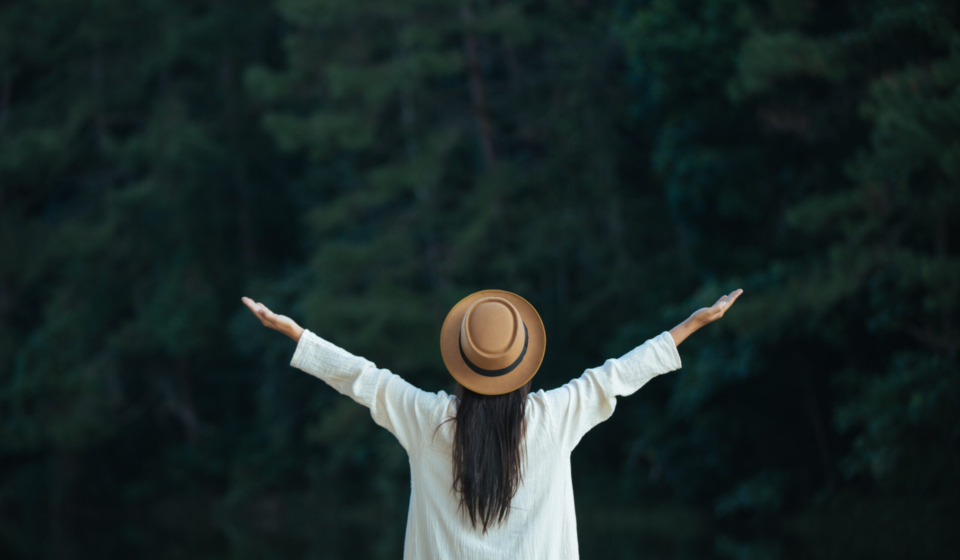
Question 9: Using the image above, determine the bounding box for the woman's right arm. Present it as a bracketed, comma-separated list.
[538, 330, 682, 451]
[539, 288, 743, 452]
[670, 288, 743, 346]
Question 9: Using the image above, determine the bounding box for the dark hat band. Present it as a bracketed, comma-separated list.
[458, 322, 529, 378]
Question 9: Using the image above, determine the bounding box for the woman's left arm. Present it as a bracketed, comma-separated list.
[242, 296, 304, 342]
[241, 296, 442, 453]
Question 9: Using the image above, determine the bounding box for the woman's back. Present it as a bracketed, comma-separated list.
[289, 327, 682, 560]
[410, 391, 576, 559]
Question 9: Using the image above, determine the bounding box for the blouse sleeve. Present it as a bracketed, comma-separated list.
[539, 330, 682, 452]
[289, 329, 444, 453]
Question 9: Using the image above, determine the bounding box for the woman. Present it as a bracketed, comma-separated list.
[241, 288, 742, 559]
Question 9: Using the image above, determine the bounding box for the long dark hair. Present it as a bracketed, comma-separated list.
[446, 380, 531, 533]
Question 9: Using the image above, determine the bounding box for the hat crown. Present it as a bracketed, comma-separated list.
[461, 297, 524, 369]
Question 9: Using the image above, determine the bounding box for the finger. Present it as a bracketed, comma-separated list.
[256, 302, 275, 317]
[249, 301, 273, 323]
[725, 289, 743, 306]
[241, 297, 262, 315]
[717, 290, 743, 315]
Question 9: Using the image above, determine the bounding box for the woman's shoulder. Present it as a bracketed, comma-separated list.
[526, 387, 564, 409]
[416, 391, 458, 450]
[525, 389, 554, 423]
[415, 388, 458, 420]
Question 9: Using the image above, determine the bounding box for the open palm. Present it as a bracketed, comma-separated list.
[692, 289, 743, 325]
[241, 296, 303, 342]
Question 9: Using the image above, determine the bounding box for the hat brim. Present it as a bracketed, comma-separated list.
[440, 289, 546, 395]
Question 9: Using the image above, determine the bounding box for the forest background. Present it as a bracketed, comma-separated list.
[1, 0, 958, 558]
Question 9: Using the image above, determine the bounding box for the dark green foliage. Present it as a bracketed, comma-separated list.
[0, 0, 957, 558]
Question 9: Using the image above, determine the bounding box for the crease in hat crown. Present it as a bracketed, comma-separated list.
[459, 297, 525, 371]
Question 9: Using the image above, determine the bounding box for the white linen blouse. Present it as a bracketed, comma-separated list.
[289, 328, 683, 560]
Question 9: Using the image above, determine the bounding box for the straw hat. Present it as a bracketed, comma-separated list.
[440, 289, 546, 395]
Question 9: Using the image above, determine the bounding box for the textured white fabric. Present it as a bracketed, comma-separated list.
[290, 328, 682, 560]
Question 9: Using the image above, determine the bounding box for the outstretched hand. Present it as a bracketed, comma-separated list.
[691, 288, 743, 326]
[241, 296, 304, 342]
[669, 288, 743, 347]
